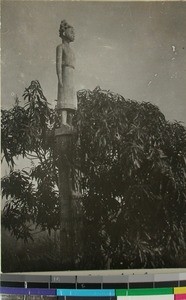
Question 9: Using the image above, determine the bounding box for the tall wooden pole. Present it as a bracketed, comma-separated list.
[55, 126, 75, 267]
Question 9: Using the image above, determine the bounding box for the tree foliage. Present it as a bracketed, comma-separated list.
[2, 81, 59, 240]
[76, 87, 186, 268]
[1, 82, 186, 268]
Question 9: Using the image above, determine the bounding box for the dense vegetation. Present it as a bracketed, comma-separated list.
[1, 81, 186, 271]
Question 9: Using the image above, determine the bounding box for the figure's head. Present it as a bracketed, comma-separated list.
[59, 20, 75, 42]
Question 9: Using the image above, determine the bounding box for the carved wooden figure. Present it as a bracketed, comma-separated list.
[56, 20, 77, 126]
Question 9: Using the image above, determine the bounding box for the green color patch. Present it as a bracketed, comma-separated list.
[116, 288, 174, 296]
[116, 289, 128, 296]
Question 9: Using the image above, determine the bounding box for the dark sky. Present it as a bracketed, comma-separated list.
[1, 0, 186, 125]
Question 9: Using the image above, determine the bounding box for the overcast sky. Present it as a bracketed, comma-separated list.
[1, 0, 186, 125]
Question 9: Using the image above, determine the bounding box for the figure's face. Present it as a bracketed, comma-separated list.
[65, 27, 75, 42]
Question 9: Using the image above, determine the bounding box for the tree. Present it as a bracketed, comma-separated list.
[76, 87, 186, 268]
[1, 82, 186, 270]
[1, 81, 59, 240]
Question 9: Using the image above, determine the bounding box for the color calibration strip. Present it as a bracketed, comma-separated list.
[0, 287, 186, 298]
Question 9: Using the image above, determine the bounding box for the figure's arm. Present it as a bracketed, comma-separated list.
[56, 44, 63, 86]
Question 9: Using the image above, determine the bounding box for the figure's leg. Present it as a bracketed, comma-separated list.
[67, 111, 74, 126]
[61, 110, 67, 125]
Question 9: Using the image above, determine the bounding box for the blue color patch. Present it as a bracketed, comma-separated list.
[0, 287, 56, 296]
[57, 289, 115, 297]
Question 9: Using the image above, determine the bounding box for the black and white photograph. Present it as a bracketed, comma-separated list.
[1, 0, 186, 273]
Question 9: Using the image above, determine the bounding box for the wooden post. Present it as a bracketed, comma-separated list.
[55, 126, 75, 267]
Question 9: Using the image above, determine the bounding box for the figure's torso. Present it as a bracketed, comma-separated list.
[62, 43, 75, 68]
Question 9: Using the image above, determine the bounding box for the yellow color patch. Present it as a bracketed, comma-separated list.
[174, 287, 186, 294]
